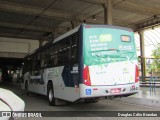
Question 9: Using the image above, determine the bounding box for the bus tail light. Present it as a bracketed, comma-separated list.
[83, 66, 91, 86]
[135, 65, 139, 83]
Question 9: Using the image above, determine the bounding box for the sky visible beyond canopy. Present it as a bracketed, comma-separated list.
[134, 26, 160, 58]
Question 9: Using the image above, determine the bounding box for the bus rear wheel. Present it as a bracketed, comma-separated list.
[47, 83, 56, 106]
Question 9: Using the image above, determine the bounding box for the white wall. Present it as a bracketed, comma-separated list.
[0, 37, 39, 54]
[0, 37, 41, 58]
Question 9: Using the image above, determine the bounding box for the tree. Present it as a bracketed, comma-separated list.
[149, 44, 160, 73]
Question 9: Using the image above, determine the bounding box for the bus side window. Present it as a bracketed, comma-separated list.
[32, 55, 37, 75]
[36, 53, 41, 69]
[62, 38, 70, 65]
[46, 48, 52, 67]
[40, 51, 45, 68]
[53, 46, 58, 66]
[71, 33, 78, 64]
[57, 38, 70, 66]
[49, 47, 54, 66]
[69, 33, 79, 87]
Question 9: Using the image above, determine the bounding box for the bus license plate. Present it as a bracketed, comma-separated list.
[110, 88, 121, 93]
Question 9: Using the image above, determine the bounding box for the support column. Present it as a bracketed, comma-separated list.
[71, 16, 78, 29]
[71, 21, 74, 29]
[103, 0, 112, 25]
[139, 30, 146, 78]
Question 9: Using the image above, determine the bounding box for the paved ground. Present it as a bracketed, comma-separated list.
[1, 83, 160, 120]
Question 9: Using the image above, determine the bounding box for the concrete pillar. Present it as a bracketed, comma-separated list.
[139, 30, 146, 78]
[71, 21, 74, 29]
[103, 0, 112, 25]
[71, 16, 78, 29]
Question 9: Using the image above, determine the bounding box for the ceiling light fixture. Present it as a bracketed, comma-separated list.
[35, 16, 39, 22]
[92, 15, 96, 21]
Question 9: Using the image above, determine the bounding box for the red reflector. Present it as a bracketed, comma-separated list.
[135, 65, 139, 83]
[132, 85, 135, 89]
[83, 66, 91, 86]
[85, 26, 91, 28]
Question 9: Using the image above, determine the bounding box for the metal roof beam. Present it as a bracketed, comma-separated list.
[0, 1, 74, 21]
[80, 0, 160, 16]
[0, 1, 90, 22]
[0, 32, 41, 40]
[0, 21, 69, 35]
[114, 1, 160, 16]
[0, 21, 53, 32]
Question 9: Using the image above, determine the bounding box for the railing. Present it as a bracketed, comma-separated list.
[139, 76, 160, 94]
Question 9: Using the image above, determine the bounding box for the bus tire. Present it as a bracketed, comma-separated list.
[47, 83, 56, 106]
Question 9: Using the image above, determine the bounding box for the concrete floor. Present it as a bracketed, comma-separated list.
[1, 83, 160, 120]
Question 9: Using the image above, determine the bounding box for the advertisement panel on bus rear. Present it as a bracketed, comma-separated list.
[83, 26, 138, 86]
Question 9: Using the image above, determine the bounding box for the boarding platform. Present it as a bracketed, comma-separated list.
[115, 77, 160, 108]
[1, 79, 160, 108]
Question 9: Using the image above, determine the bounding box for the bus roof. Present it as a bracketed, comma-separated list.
[24, 25, 80, 58]
[53, 24, 133, 44]
[83, 24, 133, 32]
[53, 26, 80, 43]
[24, 24, 133, 58]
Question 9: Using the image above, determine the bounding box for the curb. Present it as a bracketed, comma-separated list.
[114, 96, 160, 108]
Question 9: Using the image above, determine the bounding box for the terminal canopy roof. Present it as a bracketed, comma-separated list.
[0, 0, 160, 40]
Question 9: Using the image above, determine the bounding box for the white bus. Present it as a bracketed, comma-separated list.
[22, 24, 139, 105]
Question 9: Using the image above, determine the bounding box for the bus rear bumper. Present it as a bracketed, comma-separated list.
[79, 83, 139, 98]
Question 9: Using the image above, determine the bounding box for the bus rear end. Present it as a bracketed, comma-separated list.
[79, 24, 139, 99]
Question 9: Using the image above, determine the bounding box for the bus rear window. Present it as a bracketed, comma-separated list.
[83, 27, 136, 66]
[121, 35, 131, 42]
